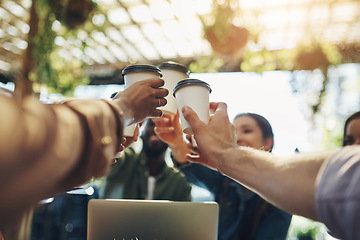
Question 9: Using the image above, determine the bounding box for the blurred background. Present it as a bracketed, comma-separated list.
[1, 0, 359, 239]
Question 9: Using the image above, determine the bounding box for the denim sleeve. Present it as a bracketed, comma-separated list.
[179, 163, 225, 195]
[254, 205, 292, 240]
[315, 146, 360, 240]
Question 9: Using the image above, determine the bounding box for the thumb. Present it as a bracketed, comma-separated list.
[182, 105, 206, 135]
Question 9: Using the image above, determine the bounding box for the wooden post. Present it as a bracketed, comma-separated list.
[15, 0, 39, 99]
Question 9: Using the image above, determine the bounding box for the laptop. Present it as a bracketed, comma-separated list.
[87, 199, 219, 240]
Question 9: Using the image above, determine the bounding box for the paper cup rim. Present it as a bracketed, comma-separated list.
[173, 78, 212, 97]
[158, 61, 190, 76]
[122, 64, 162, 77]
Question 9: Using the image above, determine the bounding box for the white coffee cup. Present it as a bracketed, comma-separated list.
[158, 61, 190, 115]
[173, 79, 212, 135]
[122, 64, 162, 137]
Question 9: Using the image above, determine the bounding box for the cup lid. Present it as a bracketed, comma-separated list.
[122, 64, 162, 77]
[158, 61, 190, 76]
[173, 78, 212, 97]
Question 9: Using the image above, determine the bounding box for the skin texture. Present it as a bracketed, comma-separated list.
[0, 77, 168, 236]
[180, 102, 335, 220]
[111, 78, 168, 124]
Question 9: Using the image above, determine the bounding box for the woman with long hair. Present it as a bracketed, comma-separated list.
[153, 112, 292, 240]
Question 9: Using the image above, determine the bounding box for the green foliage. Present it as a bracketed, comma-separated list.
[322, 43, 342, 66]
[241, 41, 342, 74]
[49, 51, 89, 95]
[321, 119, 344, 149]
[293, 41, 342, 72]
[286, 216, 327, 240]
[295, 226, 318, 240]
[32, 12, 58, 90]
[31, 0, 99, 96]
[241, 48, 295, 73]
[188, 55, 224, 73]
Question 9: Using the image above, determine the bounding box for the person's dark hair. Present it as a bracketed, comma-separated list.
[233, 113, 274, 151]
[343, 111, 360, 146]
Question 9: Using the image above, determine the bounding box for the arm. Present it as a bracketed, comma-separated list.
[179, 163, 225, 194]
[0, 78, 168, 226]
[182, 102, 335, 220]
[152, 112, 190, 164]
[152, 113, 224, 193]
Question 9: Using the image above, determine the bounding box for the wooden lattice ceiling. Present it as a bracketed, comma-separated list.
[1, 0, 360, 83]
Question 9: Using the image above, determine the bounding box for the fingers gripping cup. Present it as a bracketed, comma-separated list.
[173, 79, 212, 135]
[122, 64, 162, 137]
[158, 61, 190, 115]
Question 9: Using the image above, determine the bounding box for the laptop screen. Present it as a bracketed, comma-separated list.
[87, 199, 219, 240]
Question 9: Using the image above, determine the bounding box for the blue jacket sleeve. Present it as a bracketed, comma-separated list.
[179, 163, 226, 195]
[253, 205, 292, 240]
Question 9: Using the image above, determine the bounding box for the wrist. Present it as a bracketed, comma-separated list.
[110, 98, 135, 126]
[168, 139, 188, 153]
[214, 145, 242, 174]
[170, 152, 189, 167]
[169, 141, 189, 164]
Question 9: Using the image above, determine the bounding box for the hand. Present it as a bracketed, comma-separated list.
[184, 135, 219, 171]
[117, 137, 127, 153]
[114, 120, 140, 153]
[152, 112, 184, 147]
[123, 124, 140, 148]
[182, 102, 237, 170]
[152, 112, 190, 164]
[112, 78, 168, 124]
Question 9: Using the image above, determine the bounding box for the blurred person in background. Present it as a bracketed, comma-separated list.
[180, 102, 360, 240]
[153, 112, 292, 240]
[30, 92, 190, 240]
[343, 111, 360, 146]
[100, 118, 192, 201]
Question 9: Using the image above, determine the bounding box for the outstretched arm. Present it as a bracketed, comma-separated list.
[182, 102, 334, 220]
[152, 112, 190, 164]
[0, 78, 168, 227]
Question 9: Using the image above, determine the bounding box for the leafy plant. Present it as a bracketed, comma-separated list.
[241, 48, 295, 73]
[30, 0, 98, 96]
[295, 226, 319, 240]
[188, 55, 224, 73]
[202, 0, 249, 57]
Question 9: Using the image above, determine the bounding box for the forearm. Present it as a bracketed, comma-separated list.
[0, 96, 123, 225]
[0, 97, 83, 225]
[217, 146, 334, 220]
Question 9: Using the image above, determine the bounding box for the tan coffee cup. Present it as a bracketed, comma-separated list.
[122, 64, 162, 137]
[173, 79, 212, 135]
[158, 61, 190, 115]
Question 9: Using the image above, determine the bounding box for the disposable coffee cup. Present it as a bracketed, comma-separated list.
[191, 135, 198, 147]
[122, 64, 162, 137]
[173, 79, 212, 135]
[158, 61, 190, 115]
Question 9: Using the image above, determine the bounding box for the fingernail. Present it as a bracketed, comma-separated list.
[182, 105, 188, 113]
